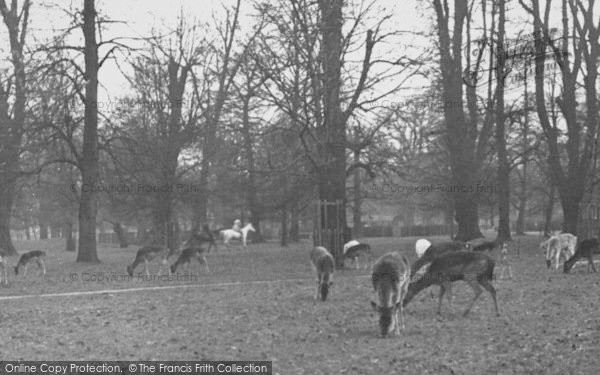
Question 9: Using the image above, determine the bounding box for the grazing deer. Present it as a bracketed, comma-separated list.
[343, 240, 372, 269]
[563, 238, 600, 273]
[14, 250, 46, 276]
[541, 233, 577, 269]
[170, 225, 216, 273]
[170, 247, 210, 273]
[370, 252, 411, 337]
[410, 241, 470, 278]
[127, 245, 171, 277]
[186, 224, 217, 252]
[403, 251, 499, 317]
[309, 246, 335, 301]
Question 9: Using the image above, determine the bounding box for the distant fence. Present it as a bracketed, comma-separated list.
[98, 232, 138, 244]
[363, 226, 393, 237]
[362, 224, 452, 238]
[396, 224, 452, 237]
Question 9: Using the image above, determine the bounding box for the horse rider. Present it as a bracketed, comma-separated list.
[232, 219, 242, 234]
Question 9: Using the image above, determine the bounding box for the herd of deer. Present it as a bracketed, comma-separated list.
[1, 221, 598, 339]
[311, 233, 600, 338]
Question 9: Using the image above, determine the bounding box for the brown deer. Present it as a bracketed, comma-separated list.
[370, 252, 411, 337]
[410, 241, 470, 278]
[563, 238, 600, 273]
[404, 251, 499, 317]
[310, 247, 335, 301]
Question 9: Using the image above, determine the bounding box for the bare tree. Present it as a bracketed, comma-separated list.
[75, 0, 100, 262]
[432, 0, 487, 241]
[0, 0, 31, 255]
[256, 0, 414, 262]
[520, 0, 600, 234]
[193, 0, 259, 229]
[495, 0, 511, 242]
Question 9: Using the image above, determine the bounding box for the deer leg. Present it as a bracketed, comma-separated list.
[589, 254, 597, 273]
[479, 278, 500, 316]
[394, 306, 400, 336]
[437, 283, 447, 315]
[315, 278, 320, 300]
[200, 255, 209, 272]
[463, 279, 482, 316]
[446, 283, 453, 309]
[355, 257, 360, 270]
[23, 264, 28, 277]
[398, 294, 405, 331]
[40, 259, 46, 275]
[144, 259, 150, 277]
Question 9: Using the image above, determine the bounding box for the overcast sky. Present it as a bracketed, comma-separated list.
[14, 0, 430, 105]
[2, 0, 596, 107]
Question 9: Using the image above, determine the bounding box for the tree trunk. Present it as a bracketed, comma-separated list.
[516, 183, 527, 235]
[65, 220, 75, 252]
[171, 219, 180, 252]
[76, 0, 100, 263]
[318, 0, 348, 265]
[112, 222, 128, 248]
[280, 205, 288, 247]
[39, 223, 48, 240]
[495, 0, 511, 243]
[51, 223, 62, 239]
[528, 0, 598, 237]
[544, 184, 555, 236]
[152, 196, 172, 250]
[289, 203, 299, 242]
[433, 0, 482, 242]
[445, 200, 455, 239]
[194, 1, 241, 231]
[136, 222, 147, 245]
[0, 188, 16, 254]
[560, 191, 579, 235]
[352, 135, 363, 238]
[0, 0, 30, 256]
[516, 63, 530, 236]
[241, 93, 264, 243]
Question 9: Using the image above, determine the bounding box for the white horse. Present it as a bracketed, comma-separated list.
[220, 223, 256, 249]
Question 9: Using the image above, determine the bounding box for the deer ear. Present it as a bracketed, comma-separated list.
[370, 301, 378, 311]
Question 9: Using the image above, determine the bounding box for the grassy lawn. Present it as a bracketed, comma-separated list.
[0, 234, 599, 374]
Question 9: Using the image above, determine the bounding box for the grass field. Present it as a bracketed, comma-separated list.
[1, 234, 599, 374]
